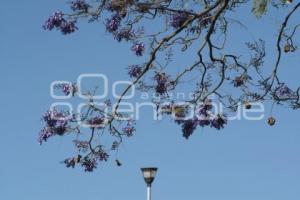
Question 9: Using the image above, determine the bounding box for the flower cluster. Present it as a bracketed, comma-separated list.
[198, 13, 212, 28]
[73, 140, 89, 152]
[87, 116, 106, 128]
[64, 158, 76, 168]
[38, 128, 57, 145]
[170, 12, 190, 29]
[38, 110, 71, 144]
[104, 99, 112, 107]
[189, 13, 213, 34]
[174, 100, 227, 139]
[181, 119, 198, 139]
[82, 158, 97, 172]
[80, 149, 108, 172]
[211, 114, 227, 130]
[62, 148, 109, 172]
[233, 76, 244, 87]
[43, 12, 64, 30]
[114, 28, 135, 42]
[128, 65, 143, 78]
[196, 100, 212, 127]
[70, 0, 90, 12]
[131, 42, 145, 56]
[96, 150, 109, 161]
[275, 84, 295, 99]
[54, 83, 77, 96]
[60, 21, 77, 34]
[43, 11, 77, 34]
[154, 72, 169, 95]
[106, 14, 122, 32]
[122, 120, 136, 137]
[63, 155, 105, 172]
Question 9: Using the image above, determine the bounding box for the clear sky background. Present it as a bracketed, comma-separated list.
[1, 1, 300, 200]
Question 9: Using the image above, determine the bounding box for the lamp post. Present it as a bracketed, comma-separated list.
[141, 167, 158, 200]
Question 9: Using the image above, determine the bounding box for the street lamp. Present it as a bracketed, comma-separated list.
[141, 167, 158, 200]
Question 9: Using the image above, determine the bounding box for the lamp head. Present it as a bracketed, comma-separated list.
[141, 167, 158, 186]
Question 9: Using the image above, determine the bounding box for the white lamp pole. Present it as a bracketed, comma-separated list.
[141, 167, 158, 200]
[147, 184, 151, 200]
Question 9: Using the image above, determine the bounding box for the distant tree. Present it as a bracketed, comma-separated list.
[39, 0, 300, 171]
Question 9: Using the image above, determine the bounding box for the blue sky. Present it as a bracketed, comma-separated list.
[1, 1, 300, 200]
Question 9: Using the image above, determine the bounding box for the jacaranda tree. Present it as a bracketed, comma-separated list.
[39, 0, 300, 172]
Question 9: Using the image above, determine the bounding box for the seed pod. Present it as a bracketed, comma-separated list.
[173, 106, 186, 118]
[233, 76, 244, 87]
[76, 155, 82, 163]
[244, 102, 252, 110]
[116, 159, 122, 167]
[137, 3, 150, 12]
[268, 117, 276, 126]
[284, 44, 290, 53]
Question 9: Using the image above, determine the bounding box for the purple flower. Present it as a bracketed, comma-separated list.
[197, 99, 213, 116]
[131, 42, 145, 56]
[122, 121, 136, 137]
[114, 28, 135, 42]
[54, 83, 77, 96]
[38, 127, 56, 145]
[43, 11, 64, 30]
[38, 109, 70, 144]
[154, 72, 169, 95]
[60, 20, 77, 34]
[170, 12, 190, 29]
[211, 114, 227, 130]
[43, 109, 69, 128]
[106, 14, 122, 32]
[198, 13, 212, 28]
[104, 99, 112, 107]
[87, 116, 105, 127]
[275, 84, 295, 99]
[64, 158, 76, 168]
[128, 65, 142, 78]
[182, 119, 197, 139]
[70, 0, 90, 12]
[53, 125, 67, 136]
[233, 76, 244, 87]
[197, 117, 211, 127]
[43, 11, 78, 34]
[82, 158, 97, 172]
[196, 110, 211, 127]
[73, 140, 89, 152]
[96, 150, 109, 161]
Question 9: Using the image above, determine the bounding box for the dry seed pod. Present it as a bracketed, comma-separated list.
[244, 102, 252, 110]
[284, 44, 290, 53]
[268, 117, 276, 126]
[76, 155, 82, 163]
[116, 159, 122, 167]
[173, 106, 186, 118]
